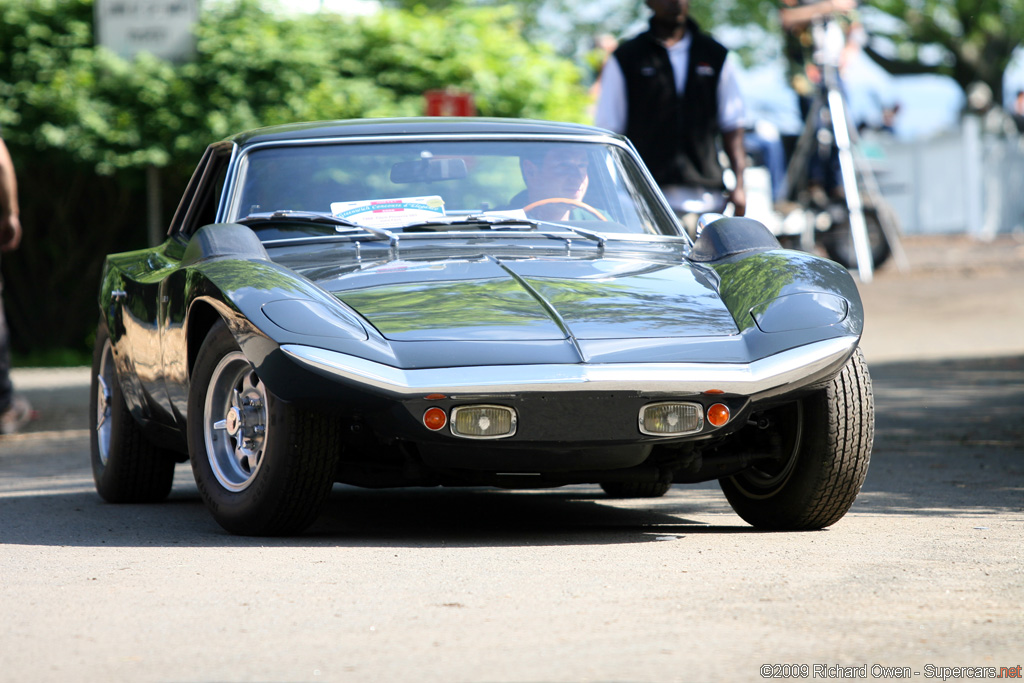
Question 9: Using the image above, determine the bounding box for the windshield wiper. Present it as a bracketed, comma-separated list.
[548, 222, 607, 247]
[397, 214, 610, 248]
[396, 215, 541, 232]
[241, 210, 398, 245]
[462, 213, 605, 245]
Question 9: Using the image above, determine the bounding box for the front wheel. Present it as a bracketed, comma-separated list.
[187, 320, 341, 536]
[719, 349, 874, 530]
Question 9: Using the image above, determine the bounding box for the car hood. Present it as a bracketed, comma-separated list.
[322, 256, 738, 342]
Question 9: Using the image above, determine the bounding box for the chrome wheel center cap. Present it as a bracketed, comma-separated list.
[224, 406, 243, 437]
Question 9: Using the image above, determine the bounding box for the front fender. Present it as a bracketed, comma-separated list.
[179, 253, 388, 402]
[710, 249, 864, 337]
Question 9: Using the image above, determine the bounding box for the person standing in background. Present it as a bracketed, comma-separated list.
[1012, 90, 1024, 134]
[779, 0, 861, 202]
[779, 0, 860, 112]
[587, 33, 620, 106]
[594, 0, 747, 221]
[0, 131, 32, 434]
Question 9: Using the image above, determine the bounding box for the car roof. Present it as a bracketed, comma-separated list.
[228, 117, 620, 147]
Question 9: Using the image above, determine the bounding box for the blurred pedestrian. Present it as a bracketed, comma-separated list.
[779, 0, 860, 203]
[1012, 90, 1024, 134]
[779, 0, 859, 110]
[744, 119, 792, 209]
[594, 0, 747, 221]
[587, 33, 620, 105]
[0, 131, 31, 434]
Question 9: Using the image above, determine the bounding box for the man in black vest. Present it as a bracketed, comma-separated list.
[595, 0, 747, 222]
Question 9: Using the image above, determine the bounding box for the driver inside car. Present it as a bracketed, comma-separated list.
[506, 146, 599, 221]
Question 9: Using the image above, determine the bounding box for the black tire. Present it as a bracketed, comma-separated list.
[187, 320, 341, 536]
[822, 205, 893, 270]
[600, 481, 672, 498]
[719, 349, 874, 530]
[89, 319, 176, 503]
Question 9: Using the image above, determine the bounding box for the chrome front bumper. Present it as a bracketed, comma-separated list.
[281, 335, 859, 400]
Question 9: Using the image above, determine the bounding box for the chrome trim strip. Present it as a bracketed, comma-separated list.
[238, 132, 632, 150]
[281, 336, 858, 399]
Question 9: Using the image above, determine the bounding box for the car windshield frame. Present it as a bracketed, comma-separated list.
[223, 133, 685, 239]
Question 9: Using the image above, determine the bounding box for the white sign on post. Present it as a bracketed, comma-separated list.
[94, 0, 199, 62]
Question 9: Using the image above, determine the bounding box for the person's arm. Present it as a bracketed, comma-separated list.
[722, 128, 747, 217]
[0, 138, 21, 253]
[779, 0, 856, 31]
[593, 56, 628, 134]
[717, 58, 747, 217]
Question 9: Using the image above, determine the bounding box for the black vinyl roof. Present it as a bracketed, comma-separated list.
[229, 117, 620, 146]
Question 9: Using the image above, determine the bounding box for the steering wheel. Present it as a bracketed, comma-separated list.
[521, 197, 607, 221]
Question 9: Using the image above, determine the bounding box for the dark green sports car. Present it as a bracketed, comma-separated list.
[91, 118, 873, 536]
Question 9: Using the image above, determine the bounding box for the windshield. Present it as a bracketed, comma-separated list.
[229, 139, 679, 236]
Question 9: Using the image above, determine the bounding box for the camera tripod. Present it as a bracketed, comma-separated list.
[783, 17, 907, 282]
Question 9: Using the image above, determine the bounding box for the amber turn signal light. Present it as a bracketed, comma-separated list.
[422, 407, 447, 431]
[707, 403, 730, 427]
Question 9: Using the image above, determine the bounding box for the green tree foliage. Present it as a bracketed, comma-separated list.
[691, 0, 1023, 104]
[0, 0, 590, 358]
[722, 0, 1024, 104]
[381, 0, 779, 66]
[2, 0, 590, 171]
[395, 0, 1024, 105]
[863, 0, 1023, 105]
[697, 0, 1022, 105]
[383, 0, 648, 58]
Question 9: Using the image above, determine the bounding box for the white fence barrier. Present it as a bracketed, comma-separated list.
[866, 119, 1024, 237]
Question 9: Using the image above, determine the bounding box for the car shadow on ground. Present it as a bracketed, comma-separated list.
[307, 483, 761, 544]
[0, 476, 759, 548]
[1, 354, 1020, 548]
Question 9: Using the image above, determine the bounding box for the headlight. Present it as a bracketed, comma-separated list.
[450, 405, 517, 439]
[261, 299, 368, 340]
[639, 402, 704, 436]
[750, 292, 848, 333]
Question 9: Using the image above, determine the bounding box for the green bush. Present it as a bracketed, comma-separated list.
[0, 0, 590, 361]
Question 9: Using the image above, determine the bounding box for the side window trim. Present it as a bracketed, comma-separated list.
[168, 147, 214, 238]
[170, 142, 235, 239]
